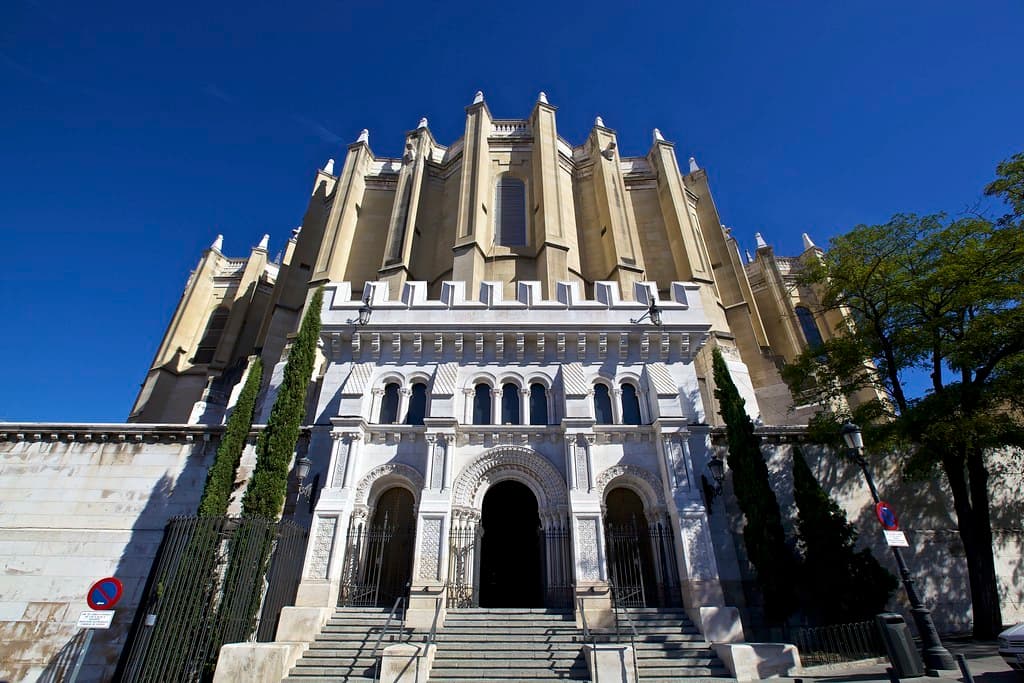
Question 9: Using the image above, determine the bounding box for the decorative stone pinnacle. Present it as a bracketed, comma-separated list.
[356, 129, 369, 144]
[538, 91, 548, 104]
[291, 225, 302, 241]
[755, 232, 768, 249]
[322, 158, 335, 175]
[257, 234, 269, 250]
[417, 117, 428, 129]
[653, 128, 665, 142]
[594, 115, 605, 127]
[211, 234, 224, 252]
[473, 90, 484, 104]
[688, 157, 699, 173]
[802, 232, 817, 250]
[745, 249, 754, 263]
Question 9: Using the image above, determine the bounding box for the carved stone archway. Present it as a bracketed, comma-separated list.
[452, 445, 568, 514]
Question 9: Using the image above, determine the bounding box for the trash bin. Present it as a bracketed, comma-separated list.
[875, 613, 924, 678]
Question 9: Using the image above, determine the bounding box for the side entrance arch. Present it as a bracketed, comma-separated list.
[448, 447, 572, 609]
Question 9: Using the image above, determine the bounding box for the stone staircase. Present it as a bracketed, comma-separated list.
[281, 606, 730, 682]
[617, 608, 731, 681]
[430, 608, 589, 682]
[283, 607, 414, 682]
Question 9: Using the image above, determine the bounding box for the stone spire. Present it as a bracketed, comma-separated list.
[755, 232, 768, 249]
[211, 234, 223, 252]
[257, 234, 269, 251]
[417, 117, 428, 129]
[473, 90, 484, 104]
[594, 115, 605, 127]
[538, 91, 548, 104]
[355, 128, 369, 145]
[688, 157, 699, 173]
[322, 158, 335, 175]
[802, 232, 817, 251]
[745, 249, 754, 263]
[653, 128, 665, 142]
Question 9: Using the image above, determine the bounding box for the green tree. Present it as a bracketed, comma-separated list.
[243, 286, 324, 518]
[792, 446, 897, 624]
[712, 347, 799, 624]
[782, 153, 1024, 638]
[198, 357, 263, 516]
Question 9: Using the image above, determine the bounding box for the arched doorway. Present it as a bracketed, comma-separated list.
[342, 486, 416, 607]
[604, 487, 659, 607]
[478, 481, 542, 607]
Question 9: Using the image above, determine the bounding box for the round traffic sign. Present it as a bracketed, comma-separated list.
[87, 577, 124, 611]
[875, 502, 899, 531]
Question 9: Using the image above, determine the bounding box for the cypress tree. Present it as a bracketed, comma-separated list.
[792, 446, 897, 623]
[198, 357, 263, 516]
[711, 347, 798, 624]
[242, 286, 323, 518]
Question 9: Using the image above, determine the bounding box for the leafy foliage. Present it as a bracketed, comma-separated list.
[242, 287, 324, 519]
[712, 347, 799, 623]
[198, 358, 263, 516]
[782, 153, 1024, 638]
[792, 447, 897, 623]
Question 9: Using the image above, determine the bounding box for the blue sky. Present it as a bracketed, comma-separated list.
[2, 1, 1022, 422]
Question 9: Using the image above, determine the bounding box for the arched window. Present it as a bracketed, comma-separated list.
[594, 384, 613, 425]
[529, 383, 548, 425]
[795, 306, 824, 348]
[495, 176, 526, 247]
[193, 307, 230, 364]
[473, 384, 492, 425]
[621, 383, 642, 425]
[405, 382, 427, 425]
[379, 383, 400, 424]
[501, 383, 520, 424]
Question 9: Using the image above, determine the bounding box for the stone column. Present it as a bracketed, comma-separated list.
[520, 387, 530, 426]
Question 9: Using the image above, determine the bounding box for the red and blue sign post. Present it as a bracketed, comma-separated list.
[875, 501, 900, 531]
[87, 576, 124, 611]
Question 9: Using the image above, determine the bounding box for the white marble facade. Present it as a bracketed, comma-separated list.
[286, 278, 746, 625]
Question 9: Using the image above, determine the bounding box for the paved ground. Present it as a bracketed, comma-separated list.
[772, 639, 1021, 683]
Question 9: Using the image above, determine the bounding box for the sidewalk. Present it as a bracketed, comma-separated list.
[770, 640, 1019, 683]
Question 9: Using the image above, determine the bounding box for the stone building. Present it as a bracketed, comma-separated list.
[3, 92, 1020, 682]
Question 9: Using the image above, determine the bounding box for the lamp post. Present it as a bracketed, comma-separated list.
[841, 421, 956, 673]
[630, 300, 663, 327]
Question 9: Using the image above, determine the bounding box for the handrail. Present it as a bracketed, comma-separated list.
[372, 590, 408, 683]
[426, 596, 442, 647]
[576, 595, 599, 683]
[610, 579, 640, 681]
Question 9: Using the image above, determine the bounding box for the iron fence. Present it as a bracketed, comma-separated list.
[789, 620, 886, 666]
[339, 520, 416, 608]
[606, 520, 681, 608]
[116, 515, 306, 683]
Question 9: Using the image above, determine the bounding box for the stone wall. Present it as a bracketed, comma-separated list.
[0, 424, 219, 683]
[709, 430, 1024, 635]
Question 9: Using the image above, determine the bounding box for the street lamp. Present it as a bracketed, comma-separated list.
[841, 421, 956, 673]
[630, 300, 663, 327]
[702, 454, 727, 510]
[295, 455, 315, 502]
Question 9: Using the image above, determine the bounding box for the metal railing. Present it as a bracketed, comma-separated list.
[372, 588, 409, 683]
[788, 620, 886, 666]
[116, 516, 306, 683]
[610, 579, 641, 681]
[577, 595, 599, 683]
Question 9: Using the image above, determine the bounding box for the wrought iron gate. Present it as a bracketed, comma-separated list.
[339, 515, 415, 607]
[605, 520, 681, 608]
[446, 524, 480, 608]
[540, 527, 574, 608]
[116, 516, 306, 683]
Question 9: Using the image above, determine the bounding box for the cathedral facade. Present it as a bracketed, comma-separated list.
[128, 91, 845, 636]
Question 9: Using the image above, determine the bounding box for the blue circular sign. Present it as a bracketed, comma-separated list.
[87, 577, 123, 610]
[875, 502, 899, 531]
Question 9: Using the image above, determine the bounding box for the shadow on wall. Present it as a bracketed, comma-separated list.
[36, 445, 213, 682]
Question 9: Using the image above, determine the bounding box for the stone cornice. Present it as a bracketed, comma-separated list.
[0, 423, 314, 444]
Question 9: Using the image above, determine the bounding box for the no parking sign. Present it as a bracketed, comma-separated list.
[875, 501, 899, 531]
[86, 577, 123, 611]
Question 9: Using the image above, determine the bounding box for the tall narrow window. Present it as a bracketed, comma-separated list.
[795, 306, 824, 348]
[495, 176, 526, 247]
[594, 384, 613, 425]
[529, 383, 548, 425]
[473, 384, 492, 425]
[380, 383, 400, 424]
[193, 307, 230, 364]
[621, 383, 642, 425]
[501, 383, 520, 424]
[405, 382, 427, 425]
